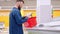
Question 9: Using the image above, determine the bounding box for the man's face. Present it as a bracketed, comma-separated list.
[19, 1, 24, 8]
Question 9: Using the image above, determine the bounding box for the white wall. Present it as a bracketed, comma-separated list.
[0, 0, 36, 9]
[52, 0, 60, 10]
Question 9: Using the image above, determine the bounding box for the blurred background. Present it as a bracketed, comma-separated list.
[0, 0, 60, 34]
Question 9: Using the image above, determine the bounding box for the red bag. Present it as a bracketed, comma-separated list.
[24, 17, 37, 28]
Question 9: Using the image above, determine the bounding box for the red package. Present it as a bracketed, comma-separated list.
[24, 17, 37, 28]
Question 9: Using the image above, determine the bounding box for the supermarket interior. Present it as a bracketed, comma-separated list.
[0, 0, 60, 34]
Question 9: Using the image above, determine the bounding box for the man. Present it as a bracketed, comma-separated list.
[9, 0, 30, 34]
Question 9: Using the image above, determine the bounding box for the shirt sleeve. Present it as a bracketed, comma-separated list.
[13, 10, 28, 25]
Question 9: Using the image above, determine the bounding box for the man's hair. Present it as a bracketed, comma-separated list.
[16, 0, 24, 3]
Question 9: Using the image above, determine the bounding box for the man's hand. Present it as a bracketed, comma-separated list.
[25, 12, 32, 18]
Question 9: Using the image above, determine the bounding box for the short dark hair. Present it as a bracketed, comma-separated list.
[16, 0, 24, 3]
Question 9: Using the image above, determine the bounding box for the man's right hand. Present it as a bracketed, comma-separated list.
[25, 12, 32, 18]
